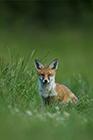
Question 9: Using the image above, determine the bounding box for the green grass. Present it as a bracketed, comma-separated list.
[0, 53, 93, 140]
[0, 28, 93, 84]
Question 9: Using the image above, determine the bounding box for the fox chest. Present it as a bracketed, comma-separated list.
[39, 86, 57, 98]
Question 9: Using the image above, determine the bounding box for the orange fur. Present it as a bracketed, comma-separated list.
[55, 83, 78, 103]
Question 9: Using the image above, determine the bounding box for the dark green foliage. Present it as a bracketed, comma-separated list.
[0, 0, 93, 27]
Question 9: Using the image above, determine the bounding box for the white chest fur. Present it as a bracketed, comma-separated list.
[38, 79, 57, 98]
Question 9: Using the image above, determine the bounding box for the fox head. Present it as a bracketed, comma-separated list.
[34, 59, 59, 85]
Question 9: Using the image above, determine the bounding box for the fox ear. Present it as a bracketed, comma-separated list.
[34, 59, 44, 70]
[49, 59, 59, 70]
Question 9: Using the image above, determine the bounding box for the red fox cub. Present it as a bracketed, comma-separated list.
[35, 59, 78, 105]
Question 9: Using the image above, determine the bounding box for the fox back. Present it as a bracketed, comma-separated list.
[35, 59, 78, 105]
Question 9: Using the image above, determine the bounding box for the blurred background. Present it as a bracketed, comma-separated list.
[0, 0, 93, 84]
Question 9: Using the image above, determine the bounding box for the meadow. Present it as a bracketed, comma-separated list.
[0, 28, 93, 140]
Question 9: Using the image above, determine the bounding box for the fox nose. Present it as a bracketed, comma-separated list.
[43, 79, 49, 84]
[44, 79, 48, 83]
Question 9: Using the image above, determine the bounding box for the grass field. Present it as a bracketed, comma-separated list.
[0, 51, 93, 140]
[0, 28, 93, 83]
[0, 29, 93, 140]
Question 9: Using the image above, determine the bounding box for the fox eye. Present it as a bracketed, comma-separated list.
[48, 73, 53, 77]
[41, 74, 44, 77]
